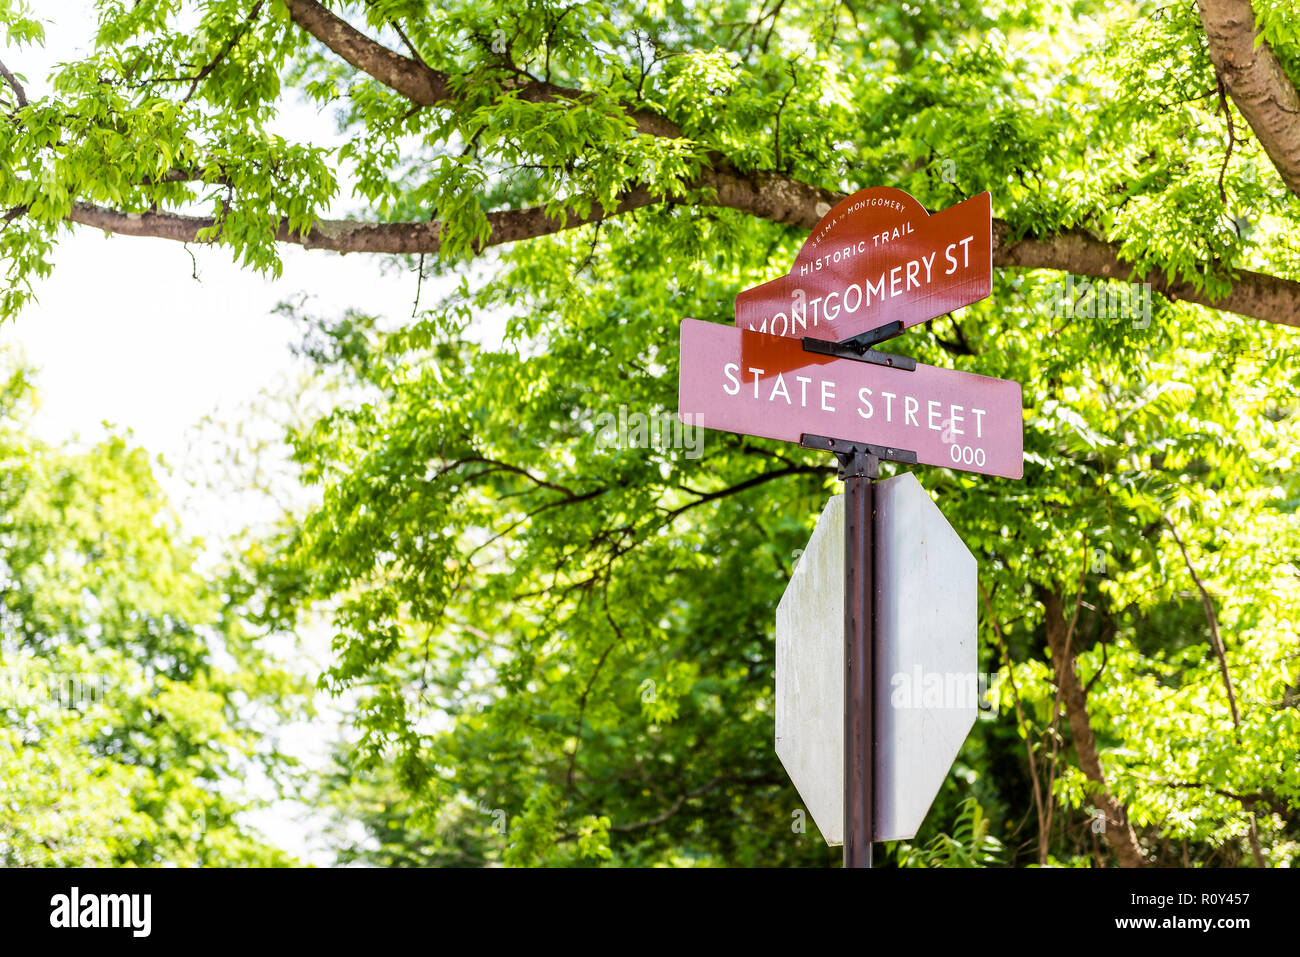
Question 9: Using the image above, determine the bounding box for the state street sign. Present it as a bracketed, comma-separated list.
[734, 187, 991, 343]
[678, 318, 1023, 479]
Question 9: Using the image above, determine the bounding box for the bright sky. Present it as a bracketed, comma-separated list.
[0, 1, 427, 524]
[0, 3, 433, 864]
[10, 235, 406, 434]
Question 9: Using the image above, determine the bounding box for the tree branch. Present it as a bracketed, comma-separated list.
[0, 56, 28, 110]
[608, 774, 744, 832]
[981, 580, 1049, 865]
[1163, 514, 1241, 728]
[660, 464, 828, 523]
[993, 222, 1300, 329]
[66, 180, 667, 254]
[281, 0, 681, 137]
[564, 622, 618, 796]
[68, 170, 1300, 328]
[438, 454, 584, 498]
[1158, 780, 1292, 819]
[1196, 0, 1300, 199]
[1038, 586, 1146, 867]
[183, 0, 266, 102]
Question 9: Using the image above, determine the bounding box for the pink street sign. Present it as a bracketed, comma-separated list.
[734, 188, 992, 343]
[678, 318, 1023, 479]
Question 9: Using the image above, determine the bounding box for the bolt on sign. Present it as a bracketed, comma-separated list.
[677, 317, 1023, 479]
[735, 187, 992, 343]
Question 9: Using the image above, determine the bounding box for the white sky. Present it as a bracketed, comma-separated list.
[2, 2, 426, 516]
[1, 2, 439, 864]
[9, 232, 412, 455]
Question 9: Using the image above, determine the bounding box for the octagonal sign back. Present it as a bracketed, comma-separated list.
[775, 472, 979, 845]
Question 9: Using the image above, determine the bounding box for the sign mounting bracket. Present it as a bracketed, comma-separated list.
[841, 319, 905, 351]
[802, 335, 918, 371]
[800, 434, 918, 476]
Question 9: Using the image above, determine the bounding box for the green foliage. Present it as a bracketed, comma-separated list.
[265, 216, 1299, 866]
[2, 0, 1299, 866]
[0, 354, 310, 865]
[896, 798, 1004, 867]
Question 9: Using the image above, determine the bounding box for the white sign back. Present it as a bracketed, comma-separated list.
[774, 473, 978, 845]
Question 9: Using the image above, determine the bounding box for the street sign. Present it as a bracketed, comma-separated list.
[735, 188, 991, 343]
[686, 181, 1016, 867]
[775, 475, 978, 845]
[678, 317, 1023, 479]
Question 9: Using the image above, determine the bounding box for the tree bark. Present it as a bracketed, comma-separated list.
[67, 179, 1300, 328]
[994, 223, 1300, 329]
[281, 0, 680, 138]
[1197, 0, 1300, 199]
[1038, 587, 1146, 867]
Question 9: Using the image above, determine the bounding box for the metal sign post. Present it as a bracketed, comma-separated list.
[804, 439, 915, 866]
[841, 446, 877, 868]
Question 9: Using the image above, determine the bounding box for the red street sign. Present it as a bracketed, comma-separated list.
[734, 188, 991, 343]
[678, 318, 1023, 479]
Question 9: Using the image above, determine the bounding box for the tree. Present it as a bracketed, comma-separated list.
[0, 354, 309, 866]
[2, 0, 1298, 866]
[1, 0, 1299, 322]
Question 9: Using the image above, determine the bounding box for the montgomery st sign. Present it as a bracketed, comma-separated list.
[734, 188, 992, 343]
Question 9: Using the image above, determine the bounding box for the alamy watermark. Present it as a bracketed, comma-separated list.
[1034, 275, 1151, 329]
[593, 405, 704, 459]
[467, 798, 508, 836]
[50, 887, 150, 937]
[889, 667, 1002, 715]
[0, 666, 108, 710]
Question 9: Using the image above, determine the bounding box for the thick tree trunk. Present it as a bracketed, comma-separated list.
[1039, 588, 1146, 868]
[1197, 0, 1300, 199]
